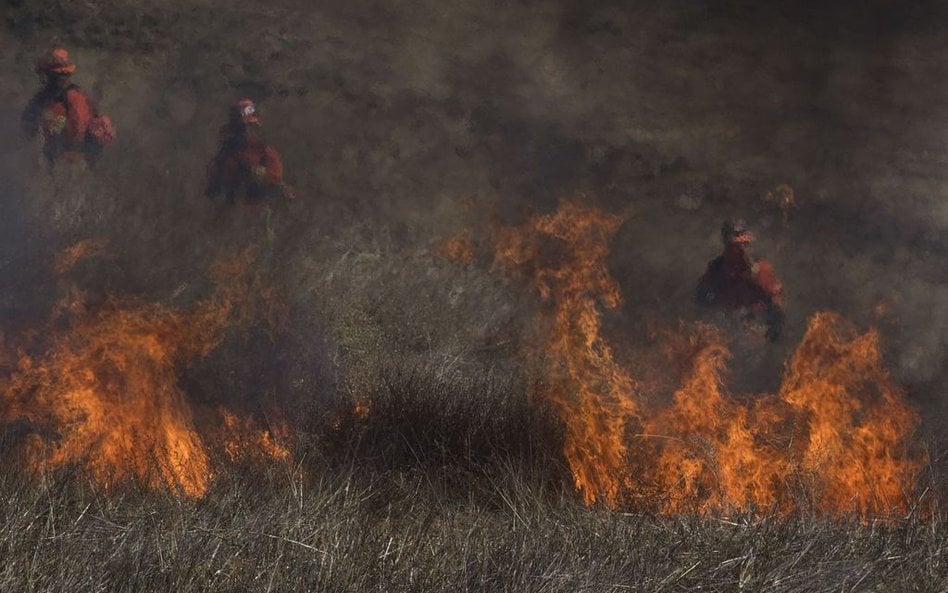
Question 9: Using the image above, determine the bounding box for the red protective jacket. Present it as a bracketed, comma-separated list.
[205, 133, 284, 203]
[22, 84, 95, 165]
[696, 244, 783, 312]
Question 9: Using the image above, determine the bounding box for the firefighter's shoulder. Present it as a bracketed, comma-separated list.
[751, 259, 782, 292]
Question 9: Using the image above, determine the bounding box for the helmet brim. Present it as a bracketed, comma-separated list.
[37, 63, 76, 75]
[730, 231, 754, 244]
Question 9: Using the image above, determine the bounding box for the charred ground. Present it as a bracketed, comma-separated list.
[0, 1, 947, 591]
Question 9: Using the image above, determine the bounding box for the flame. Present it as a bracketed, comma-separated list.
[354, 399, 371, 421]
[218, 408, 291, 464]
[53, 238, 111, 275]
[640, 323, 792, 513]
[494, 198, 639, 506]
[488, 198, 925, 516]
[331, 396, 372, 432]
[0, 244, 288, 497]
[761, 184, 796, 226]
[777, 312, 923, 515]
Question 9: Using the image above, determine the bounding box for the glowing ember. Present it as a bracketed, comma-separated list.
[331, 396, 372, 432]
[219, 408, 291, 464]
[761, 184, 796, 226]
[354, 399, 372, 421]
[488, 198, 925, 516]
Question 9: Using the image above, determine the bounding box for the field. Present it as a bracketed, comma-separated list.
[0, 373, 944, 592]
[0, 446, 945, 591]
[1, 1, 947, 591]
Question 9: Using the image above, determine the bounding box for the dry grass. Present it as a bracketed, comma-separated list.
[2, 2, 947, 591]
[2, 372, 946, 592]
[0, 375, 945, 593]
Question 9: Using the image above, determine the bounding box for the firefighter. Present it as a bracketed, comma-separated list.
[22, 48, 112, 169]
[695, 219, 784, 342]
[205, 99, 294, 205]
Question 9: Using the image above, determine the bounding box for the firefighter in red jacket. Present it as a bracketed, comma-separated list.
[695, 219, 785, 342]
[22, 48, 104, 168]
[205, 99, 293, 204]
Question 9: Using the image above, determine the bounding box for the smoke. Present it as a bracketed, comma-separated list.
[0, 1, 945, 441]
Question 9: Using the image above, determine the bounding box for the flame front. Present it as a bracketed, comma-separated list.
[219, 408, 291, 464]
[0, 246, 288, 497]
[778, 312, 923, 514]
[494, 199, 639, 506]
[642, 323, 792, 513]
[490, 199, 925, 516]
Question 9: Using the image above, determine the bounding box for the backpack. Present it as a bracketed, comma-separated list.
[63, 84, 116, 147]
[87, 114, 116, 146]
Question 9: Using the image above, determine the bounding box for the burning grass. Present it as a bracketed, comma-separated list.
[0, 237, 942, 588]
[0, 245, 293, 497]
[1, 199, 931, 519]
[2, 2, 946, 589]
[485, 198, 927, 517]
[0, 375, 943, 593]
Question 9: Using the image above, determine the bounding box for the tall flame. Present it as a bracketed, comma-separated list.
[494, 199, 639, 506]
[0, 246, 289, 497]
[488, 198, 925, 516]
[642, 323, 793, 513]
[777, 312, 923, 514]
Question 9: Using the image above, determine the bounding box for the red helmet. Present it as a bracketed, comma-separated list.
[36, 48, 76, 75]
[230, 99, 261, 125]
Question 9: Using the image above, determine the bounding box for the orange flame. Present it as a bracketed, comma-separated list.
[494, 198, 639, 506]
[641, 323, 790, 513]
[53, 238, 111, 275]
[778, 312, 923, 515]
[354, 399, 372, 421]
[0, 244, 288, 497]
[330, 396, 372, 432]
[489, 198, 925, 516]
[761, 184, 796, 226]
[218, 408, 291, 464]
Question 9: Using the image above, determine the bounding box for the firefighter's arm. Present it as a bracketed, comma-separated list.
[21, 96, 43, 138]
[260, 146, 284, 186]
[695, 258, 722, 306]
[260, 146, 296, 200]
[695, 274, 714, 305]
[63, 89, 93, 144]
[764, 301, 784, 342]
[754, 260, 785, 341]
[754, 260, 784, 307]
[205, 153, 224, 198]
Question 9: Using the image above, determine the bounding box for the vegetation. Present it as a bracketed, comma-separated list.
[2, 1, 947, 591]
[1, 374, 946, 593]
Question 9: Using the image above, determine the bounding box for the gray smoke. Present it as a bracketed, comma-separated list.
[0, 1, 945, 424]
